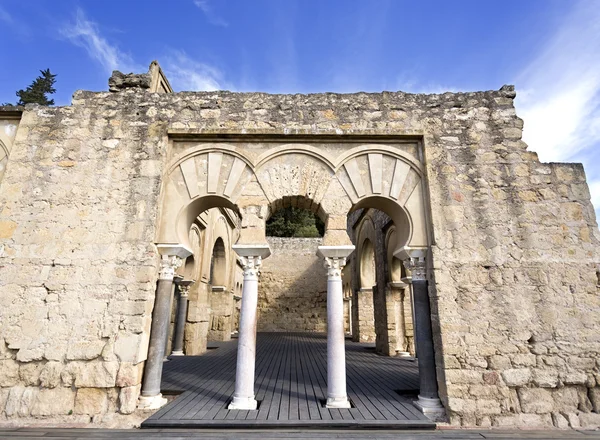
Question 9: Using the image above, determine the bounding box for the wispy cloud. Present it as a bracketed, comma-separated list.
[514, 0, 600, 218]
[60, 8, 139, 73]
[193, 0, 228, 27]
[162, 50, 225, 91]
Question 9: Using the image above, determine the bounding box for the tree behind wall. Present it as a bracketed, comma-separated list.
[266, 207, 325, 237]
[15, 69, 57, 106]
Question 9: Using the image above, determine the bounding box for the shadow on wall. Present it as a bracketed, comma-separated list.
[258, 237, 328, 332]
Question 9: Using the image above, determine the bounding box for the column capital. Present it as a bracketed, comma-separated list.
[395, 246, 428, 282]
[240, 255, 262, 280]
[176, 279, 195, 297]
[158, 254, 184, 280]
[324, 256, 347, 279]
[156, 243, 193, 281]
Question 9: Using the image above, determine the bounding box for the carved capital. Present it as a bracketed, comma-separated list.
[176, 279, 194, 298]
[403, 255, 427, 282]
[240, 255, 262, 280]
[158, 254, 184, 280]
[324, 256, 347, 280]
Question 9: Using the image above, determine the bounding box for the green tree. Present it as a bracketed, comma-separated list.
[15, 69, 57, 106]
[266, 207, 325, 238]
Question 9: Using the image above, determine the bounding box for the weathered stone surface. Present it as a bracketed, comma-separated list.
[118, 384, 140, 415]
[66, 340, 106, 360]
[61, 361, 119, 388]
[108, 71, 151, 92]
[518, 388, 554, 414]
[31, 388, 75, 416]
[38, 361, 62, 388]
[502, 369, 531, 387]
[0, 359, 20, 386]
[74, 387, 107, 415]
[115, 362, 143, 388]
[259, 237, 327, 332]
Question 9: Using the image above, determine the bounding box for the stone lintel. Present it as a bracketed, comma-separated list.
[156, 243, 193, 259]
[316, 245, 355, 259]
[232, 243, 271, 259]
[211, 285, 227, 293]
[388, 281, 409, 289]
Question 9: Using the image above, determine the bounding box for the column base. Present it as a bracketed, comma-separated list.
[326, 396, 351, 409]
[395, 350, 412, 358]
[228, 396, 258, 410]
[170, 350, 184, 356]
[413, 395, 445, 421]
[137, 394, 168, 410]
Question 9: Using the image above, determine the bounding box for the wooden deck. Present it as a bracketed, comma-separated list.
[142, 332, 434, 429]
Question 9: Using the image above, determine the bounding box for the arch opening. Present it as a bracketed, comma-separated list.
[209, 237, 227, 287]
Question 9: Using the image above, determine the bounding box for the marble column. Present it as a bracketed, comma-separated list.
[318, 245, 355, 409]
[138, 244, 191, 410]
[228, 244, 271, 410]
[397, 248, 444, 419]
[171, 279, 194, 356]
[163, 277, 181, 362]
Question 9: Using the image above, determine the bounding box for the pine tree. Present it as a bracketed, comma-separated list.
[15, 69, 57, 106]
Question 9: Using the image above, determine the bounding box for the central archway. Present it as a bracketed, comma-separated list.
[147, 137, 441, 419]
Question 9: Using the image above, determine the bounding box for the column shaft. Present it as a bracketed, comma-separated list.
[398, 249, 444, 419]
[141, 278, 172, 399]
[171, 283, 191, 356]
[326, 258, 351, 408]
[412, 279, 439, 399]
[229, 256, 261, 410]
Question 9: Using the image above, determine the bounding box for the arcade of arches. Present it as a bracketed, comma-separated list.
[1, 65, 599, 429]
[141, 137, 440, 414]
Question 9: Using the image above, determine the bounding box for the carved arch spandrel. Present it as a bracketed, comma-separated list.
[158, 148, 259, 245]
[253, 150, 337, 216]
[158, 141, 429, 252]
[334, 147, 428, 250]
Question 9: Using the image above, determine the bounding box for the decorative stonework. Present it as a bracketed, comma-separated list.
[402, 255, 427, 282]
[158, 254, 184, 280]
[240, 256, 262, 280]
[324, 257, 347, 280]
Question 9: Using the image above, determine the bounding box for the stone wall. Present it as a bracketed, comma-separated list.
[258, 237, 327, 332]
[0, 80, 598, 428]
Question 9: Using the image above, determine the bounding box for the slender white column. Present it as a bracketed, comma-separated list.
[228, 243, 270, 410]
[317, 245, 354, 409]
[325, 256, 351, 408]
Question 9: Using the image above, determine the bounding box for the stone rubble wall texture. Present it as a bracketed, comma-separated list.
[0, 84, 598, 428]
[258, 237, 327, 332]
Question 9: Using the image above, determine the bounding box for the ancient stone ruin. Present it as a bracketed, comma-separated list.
[0, 61, 599, 428]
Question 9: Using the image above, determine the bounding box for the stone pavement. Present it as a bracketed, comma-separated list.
[0, 428, 600, 439]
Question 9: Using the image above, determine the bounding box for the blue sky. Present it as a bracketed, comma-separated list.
[1, 0, 599, 218]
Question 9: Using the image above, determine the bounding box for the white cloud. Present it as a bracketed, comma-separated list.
[193, 0, 228, 27]
[162, 51, 224, 91]
[514, 0, 600, 218]
[60, 8, 139, 73]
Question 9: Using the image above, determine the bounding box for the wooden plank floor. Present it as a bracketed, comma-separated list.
[142, 332, 434, 429]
